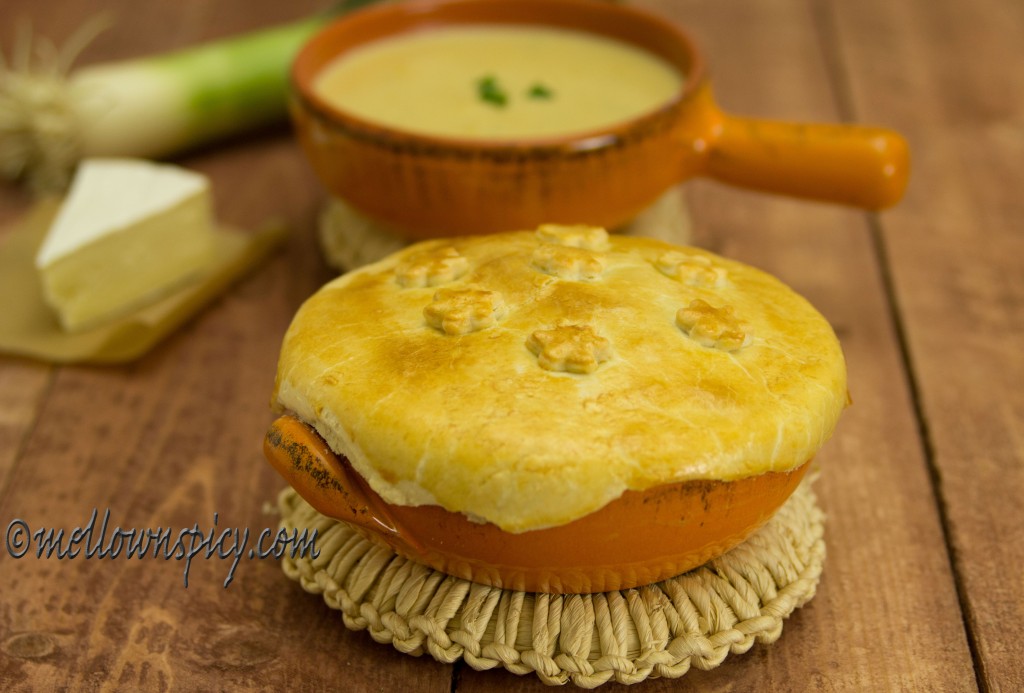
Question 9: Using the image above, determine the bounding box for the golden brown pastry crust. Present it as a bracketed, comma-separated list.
[273, 228, 847, 533]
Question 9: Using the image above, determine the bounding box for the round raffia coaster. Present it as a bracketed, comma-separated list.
[276, 475, 825, 688]
[317, 185, 694, 273]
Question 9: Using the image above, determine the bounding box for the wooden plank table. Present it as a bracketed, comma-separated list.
[0, 0, 1019, 690]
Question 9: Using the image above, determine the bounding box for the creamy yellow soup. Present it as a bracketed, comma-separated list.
[313, 25, 684, 140]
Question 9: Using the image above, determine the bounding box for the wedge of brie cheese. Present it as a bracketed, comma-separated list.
[35, 158, 216, 332]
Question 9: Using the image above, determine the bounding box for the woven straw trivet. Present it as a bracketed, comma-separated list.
[277, 475, 824, 688]
[317, 185, 693, 273]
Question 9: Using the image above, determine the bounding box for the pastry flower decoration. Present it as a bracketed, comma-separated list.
[395, 246, 470, 288]
[535, 223, 610, 251]
[424, 287, 506, 335]
[531, 244, 605, 281]
[526, 324, 612, 374]
[655, 251, 728, 288]
[676, 299, 748, 352]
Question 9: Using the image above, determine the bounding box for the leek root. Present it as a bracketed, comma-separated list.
[0, 0, 382, 192]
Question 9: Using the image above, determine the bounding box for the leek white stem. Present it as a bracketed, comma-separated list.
[71, 17, 324, 159]
[0, 1, 381, 193]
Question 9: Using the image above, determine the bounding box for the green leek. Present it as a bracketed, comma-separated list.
[0, 0, 382, 192]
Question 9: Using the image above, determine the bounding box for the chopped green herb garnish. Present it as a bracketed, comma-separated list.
[477, 77, 554, 106]
[477, 75, 508, 107]
[527, 83, 554, 99]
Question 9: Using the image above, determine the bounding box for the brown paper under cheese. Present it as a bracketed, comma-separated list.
[0, 200, 285, 364]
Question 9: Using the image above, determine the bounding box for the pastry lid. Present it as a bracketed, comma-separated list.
[272, 226, 847, 533]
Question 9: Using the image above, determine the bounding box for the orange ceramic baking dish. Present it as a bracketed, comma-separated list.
[265, 415, 811, 594]
[289, 0, 909, 238]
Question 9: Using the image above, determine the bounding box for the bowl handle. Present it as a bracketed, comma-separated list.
[264, 415, 411, 548]
[701, 109, 910, 209]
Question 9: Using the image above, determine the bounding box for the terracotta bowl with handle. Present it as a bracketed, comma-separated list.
[289, 0, 909, 239]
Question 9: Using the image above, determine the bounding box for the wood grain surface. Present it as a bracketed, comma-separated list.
[0, 0, 1019, 691]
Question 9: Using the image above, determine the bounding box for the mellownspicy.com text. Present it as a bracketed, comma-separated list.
[5, 509, 319, 588]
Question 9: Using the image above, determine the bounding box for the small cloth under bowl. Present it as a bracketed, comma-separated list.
[317, 185, 693, 273]
[277, 474, 824, 688]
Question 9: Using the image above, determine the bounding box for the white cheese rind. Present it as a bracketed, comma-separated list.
[35, 158, 216, 332]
